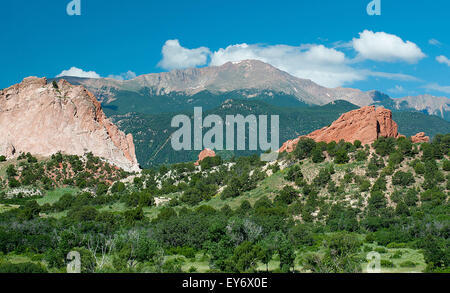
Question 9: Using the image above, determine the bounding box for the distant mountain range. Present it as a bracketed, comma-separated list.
[54, 60, 450, 121]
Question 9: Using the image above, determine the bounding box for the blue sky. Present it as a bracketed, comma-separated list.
[1, 0, 449, 97]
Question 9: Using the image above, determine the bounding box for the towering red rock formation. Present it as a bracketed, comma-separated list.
[0, 77, 140, 172]
[195, 148, 216, 166]
[279, 106, 405, 153]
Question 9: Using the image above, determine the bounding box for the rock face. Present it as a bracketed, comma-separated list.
[195, 148, 216, 166]
[279, 106, 402, 152]
[0, 77, 140, 172]
[411, 132, 430, 143]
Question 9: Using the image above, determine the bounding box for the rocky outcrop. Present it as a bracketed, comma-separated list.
[195, 148, 216, 166]
[0, 77, 140, 172]
[411, 132, 430, 143]
[279, 106, 403, 152]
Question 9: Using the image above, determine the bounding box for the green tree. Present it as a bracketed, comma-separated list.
[230, 241, 262, 273]
[334, 148, 349, 164]
[311, 147, 325, 163]
[276, 186, 298, 205]
[294, 138, 316, 160]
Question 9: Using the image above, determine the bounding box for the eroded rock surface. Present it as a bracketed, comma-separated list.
[0, 77, 140, 172]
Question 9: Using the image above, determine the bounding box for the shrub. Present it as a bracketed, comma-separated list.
[389, 151, 404, 166]
[355, 150, 367, 162]
[359, 180, 371, 192]
[386, 243, 407, 249]
[311, 147, 325, 163]
[276, 186, 298, 205]
[313, 168, 331, 187]
[375, 247, 388, 254]
[0, 155, 6, 162]
[111, 181, 126, 193]
[0, 262, 47, 273]
[96, 183, 109, 196]
[200, 156, 223, 170]
[380, 259, 395, 268]
[373, 137, 396, 157]
[294, 138, 316, 160]
[399, 261, 416, 268]
[443, 160, 450, 171]
[285, 165, 303, 182]
[392, 171, 415, 187]
[335, 148, 350, 164]
[390, 251, 403, 259]
[413, 161, 426, 175]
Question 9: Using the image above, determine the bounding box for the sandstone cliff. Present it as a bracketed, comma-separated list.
[279, 106, 427, 153]
[0, 77, 140, 172]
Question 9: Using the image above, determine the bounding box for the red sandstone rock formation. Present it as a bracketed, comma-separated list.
[0, 77, 139, 172]
[411, 132, 430, 143]
[279, 106, 403, 153]
[195, 148, 216, 166]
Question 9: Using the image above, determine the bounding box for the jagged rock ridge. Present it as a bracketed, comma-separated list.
[0, 77, 140, 172]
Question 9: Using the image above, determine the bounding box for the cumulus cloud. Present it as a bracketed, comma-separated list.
[352, 30, 426, 63]
[436, 55, 450, 66]
[108, 70, 137, 80]
[423, 83, 450, 94]
[209, 43, 362, 87]
[56, 67, 101, 78]
[158, 39, 211, 70]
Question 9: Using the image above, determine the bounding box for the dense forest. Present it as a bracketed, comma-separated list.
[0, 134, 448, 273]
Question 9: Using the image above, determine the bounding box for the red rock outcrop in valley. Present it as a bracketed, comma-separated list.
[411, 132, 430, 143]
[195, 148, 216, 166]
[279, 106, 406, 153]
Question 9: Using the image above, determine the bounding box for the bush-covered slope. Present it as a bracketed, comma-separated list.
[0, 135, 448, 273]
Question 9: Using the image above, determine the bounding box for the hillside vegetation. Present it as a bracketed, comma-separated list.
[0, 134, 448, 273]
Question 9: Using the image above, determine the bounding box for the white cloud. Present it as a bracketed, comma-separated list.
[423, 83, 450, 94]
[108, 70, 137, 80]
[158, 39, 211, 70]
[352, 30, 426, 63]
[209, 43, 363, 87]
[56, 67, 101, 78]
[366, 71, 419, 82]
[436, 55, 450, 66]
[429, 39, 442, 46]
